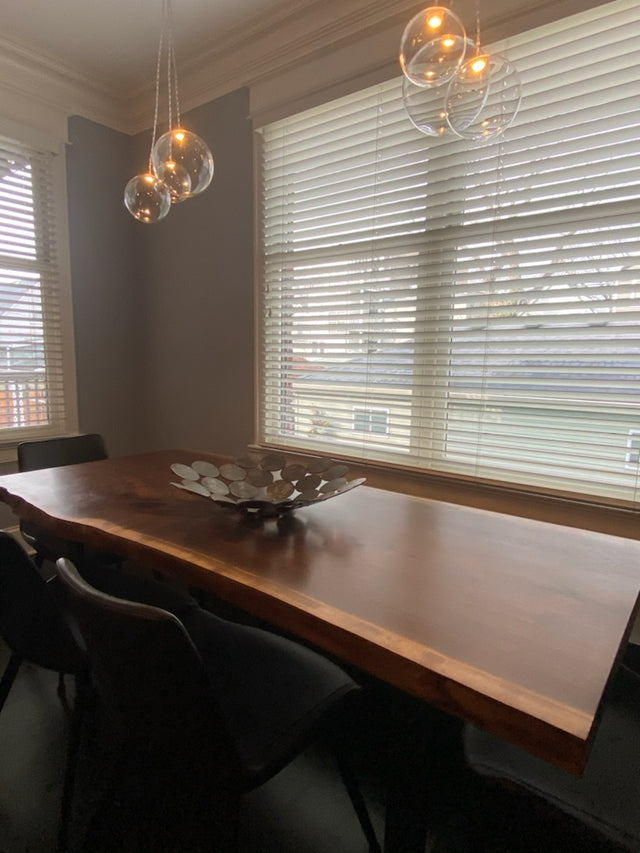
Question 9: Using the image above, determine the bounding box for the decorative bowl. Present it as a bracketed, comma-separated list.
[170, 450, 366, 518]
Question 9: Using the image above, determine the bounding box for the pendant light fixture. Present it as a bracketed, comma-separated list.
[399, 5, 467, 89]
[399, 2, 521, 143]
[444, 2, 521, 140]
[124, 0, 214, 223]
[402, 38, 476, 138]
[402, 74, 451, 137]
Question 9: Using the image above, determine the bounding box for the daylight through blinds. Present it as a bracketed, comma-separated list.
[0, 135, 68, 440]
[258, 0, 640, 504]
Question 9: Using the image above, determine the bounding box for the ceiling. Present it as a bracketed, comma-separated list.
[0, 0, 291, 93]
[0, 0, 422, 131]
[0, 0, 597, 134]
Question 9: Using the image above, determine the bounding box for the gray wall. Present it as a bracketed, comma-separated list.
[133, 90, 255, 456]
[66, 116, 145, 456]
[0, 89, 253, 531]
[65, 88, 254, 459]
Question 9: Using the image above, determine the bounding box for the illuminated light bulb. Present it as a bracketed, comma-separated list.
[446, 53, 522, 141]
[123, 173, 171, 223]
[400, 6, 467, 87]
[152, 128, 214, 203]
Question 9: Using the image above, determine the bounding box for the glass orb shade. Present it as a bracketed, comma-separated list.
[124, 173, 171, 223]
[399, 6, 467, 88]
[152, 129, 214, 202]
[446, 53, 522, 141]
[402, 75, 453, 138]
[158, 160, 191, 202]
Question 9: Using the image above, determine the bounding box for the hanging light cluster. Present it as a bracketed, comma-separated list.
[124, 0, 214, 224]
[399, 3, 521, 141]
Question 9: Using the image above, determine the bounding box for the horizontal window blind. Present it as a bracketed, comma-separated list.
[0, 135, 70, 442]
[258, 0, 640, 504]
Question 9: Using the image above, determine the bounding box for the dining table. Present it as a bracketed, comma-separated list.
[0, 447, 639, 851]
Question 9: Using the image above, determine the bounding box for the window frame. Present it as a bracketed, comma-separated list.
[255, 0, 640, 519]
[0, 118, 78, 462]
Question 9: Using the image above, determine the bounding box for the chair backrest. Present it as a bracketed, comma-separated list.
[18, 433, 108, 472]
[0, 533, 84, 673]
[55, 558, 235, 765]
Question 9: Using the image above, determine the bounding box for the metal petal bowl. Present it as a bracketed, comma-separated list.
[170, 451, 366, 518]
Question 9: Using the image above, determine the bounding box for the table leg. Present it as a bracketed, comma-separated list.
[383, 697, 465, 853]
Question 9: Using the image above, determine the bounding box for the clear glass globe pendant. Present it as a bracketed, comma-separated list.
[402, 39, 476, 138]
[152, 128, 214, 203]
[123, 0, 214, 223]
[402, 75, 451, 137]
[399, 6, 467, 88]
[399, 3, 522, 145]
[446, 52, 522, 140]
[124, 172, 171, 223]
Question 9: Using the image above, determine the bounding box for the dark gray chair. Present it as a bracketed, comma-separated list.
[17, 433, 115, 569]
[0, 532, 88, 852]
[56, 556, 380, 851]
[463, 658, 640, 851]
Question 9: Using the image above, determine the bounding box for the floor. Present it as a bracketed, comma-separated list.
[0, 630, 635, 853]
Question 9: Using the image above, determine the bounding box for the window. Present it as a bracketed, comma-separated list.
[353, 407, 389, 436]
[626, 430, 640, 467]
[0, 130, 75, 449]
[257, 0, 640, 505]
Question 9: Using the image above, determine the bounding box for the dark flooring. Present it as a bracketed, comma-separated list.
[0, 617, 635, 852]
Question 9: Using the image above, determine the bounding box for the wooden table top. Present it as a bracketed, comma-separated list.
[1, 448, 639, 774]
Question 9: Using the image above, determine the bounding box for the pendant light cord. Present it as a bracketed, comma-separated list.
[165, 0, 182, 132]
[169, 0, 181, 129]
[149, 12, 165, 172]
[171, 39, 181, 126]
[166, 0, 174, 134]
[149, 0, 180, 170]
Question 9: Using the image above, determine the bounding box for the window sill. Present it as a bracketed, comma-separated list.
[252, 443, 640, 542]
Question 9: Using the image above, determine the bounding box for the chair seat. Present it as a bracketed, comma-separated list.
[464, 664, 640, 851]
[183, 606, 358, 788]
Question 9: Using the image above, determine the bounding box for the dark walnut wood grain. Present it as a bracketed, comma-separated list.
[1, 448, 639, 774]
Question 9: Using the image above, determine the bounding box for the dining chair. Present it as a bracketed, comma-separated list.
[55, 556, 381, 852]
[17, 433, 115, 569]
[0, 532, 89, 852]
[462, 656, 640, 851]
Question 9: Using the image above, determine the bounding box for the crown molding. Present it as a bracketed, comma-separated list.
[0, 0, 424, 136]
[0, 0, 611, 137]
[123, 0, 427, 132]
[0, 34, 124, 135]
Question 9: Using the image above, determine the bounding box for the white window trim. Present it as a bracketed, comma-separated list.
[0, 117, 77, 463]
